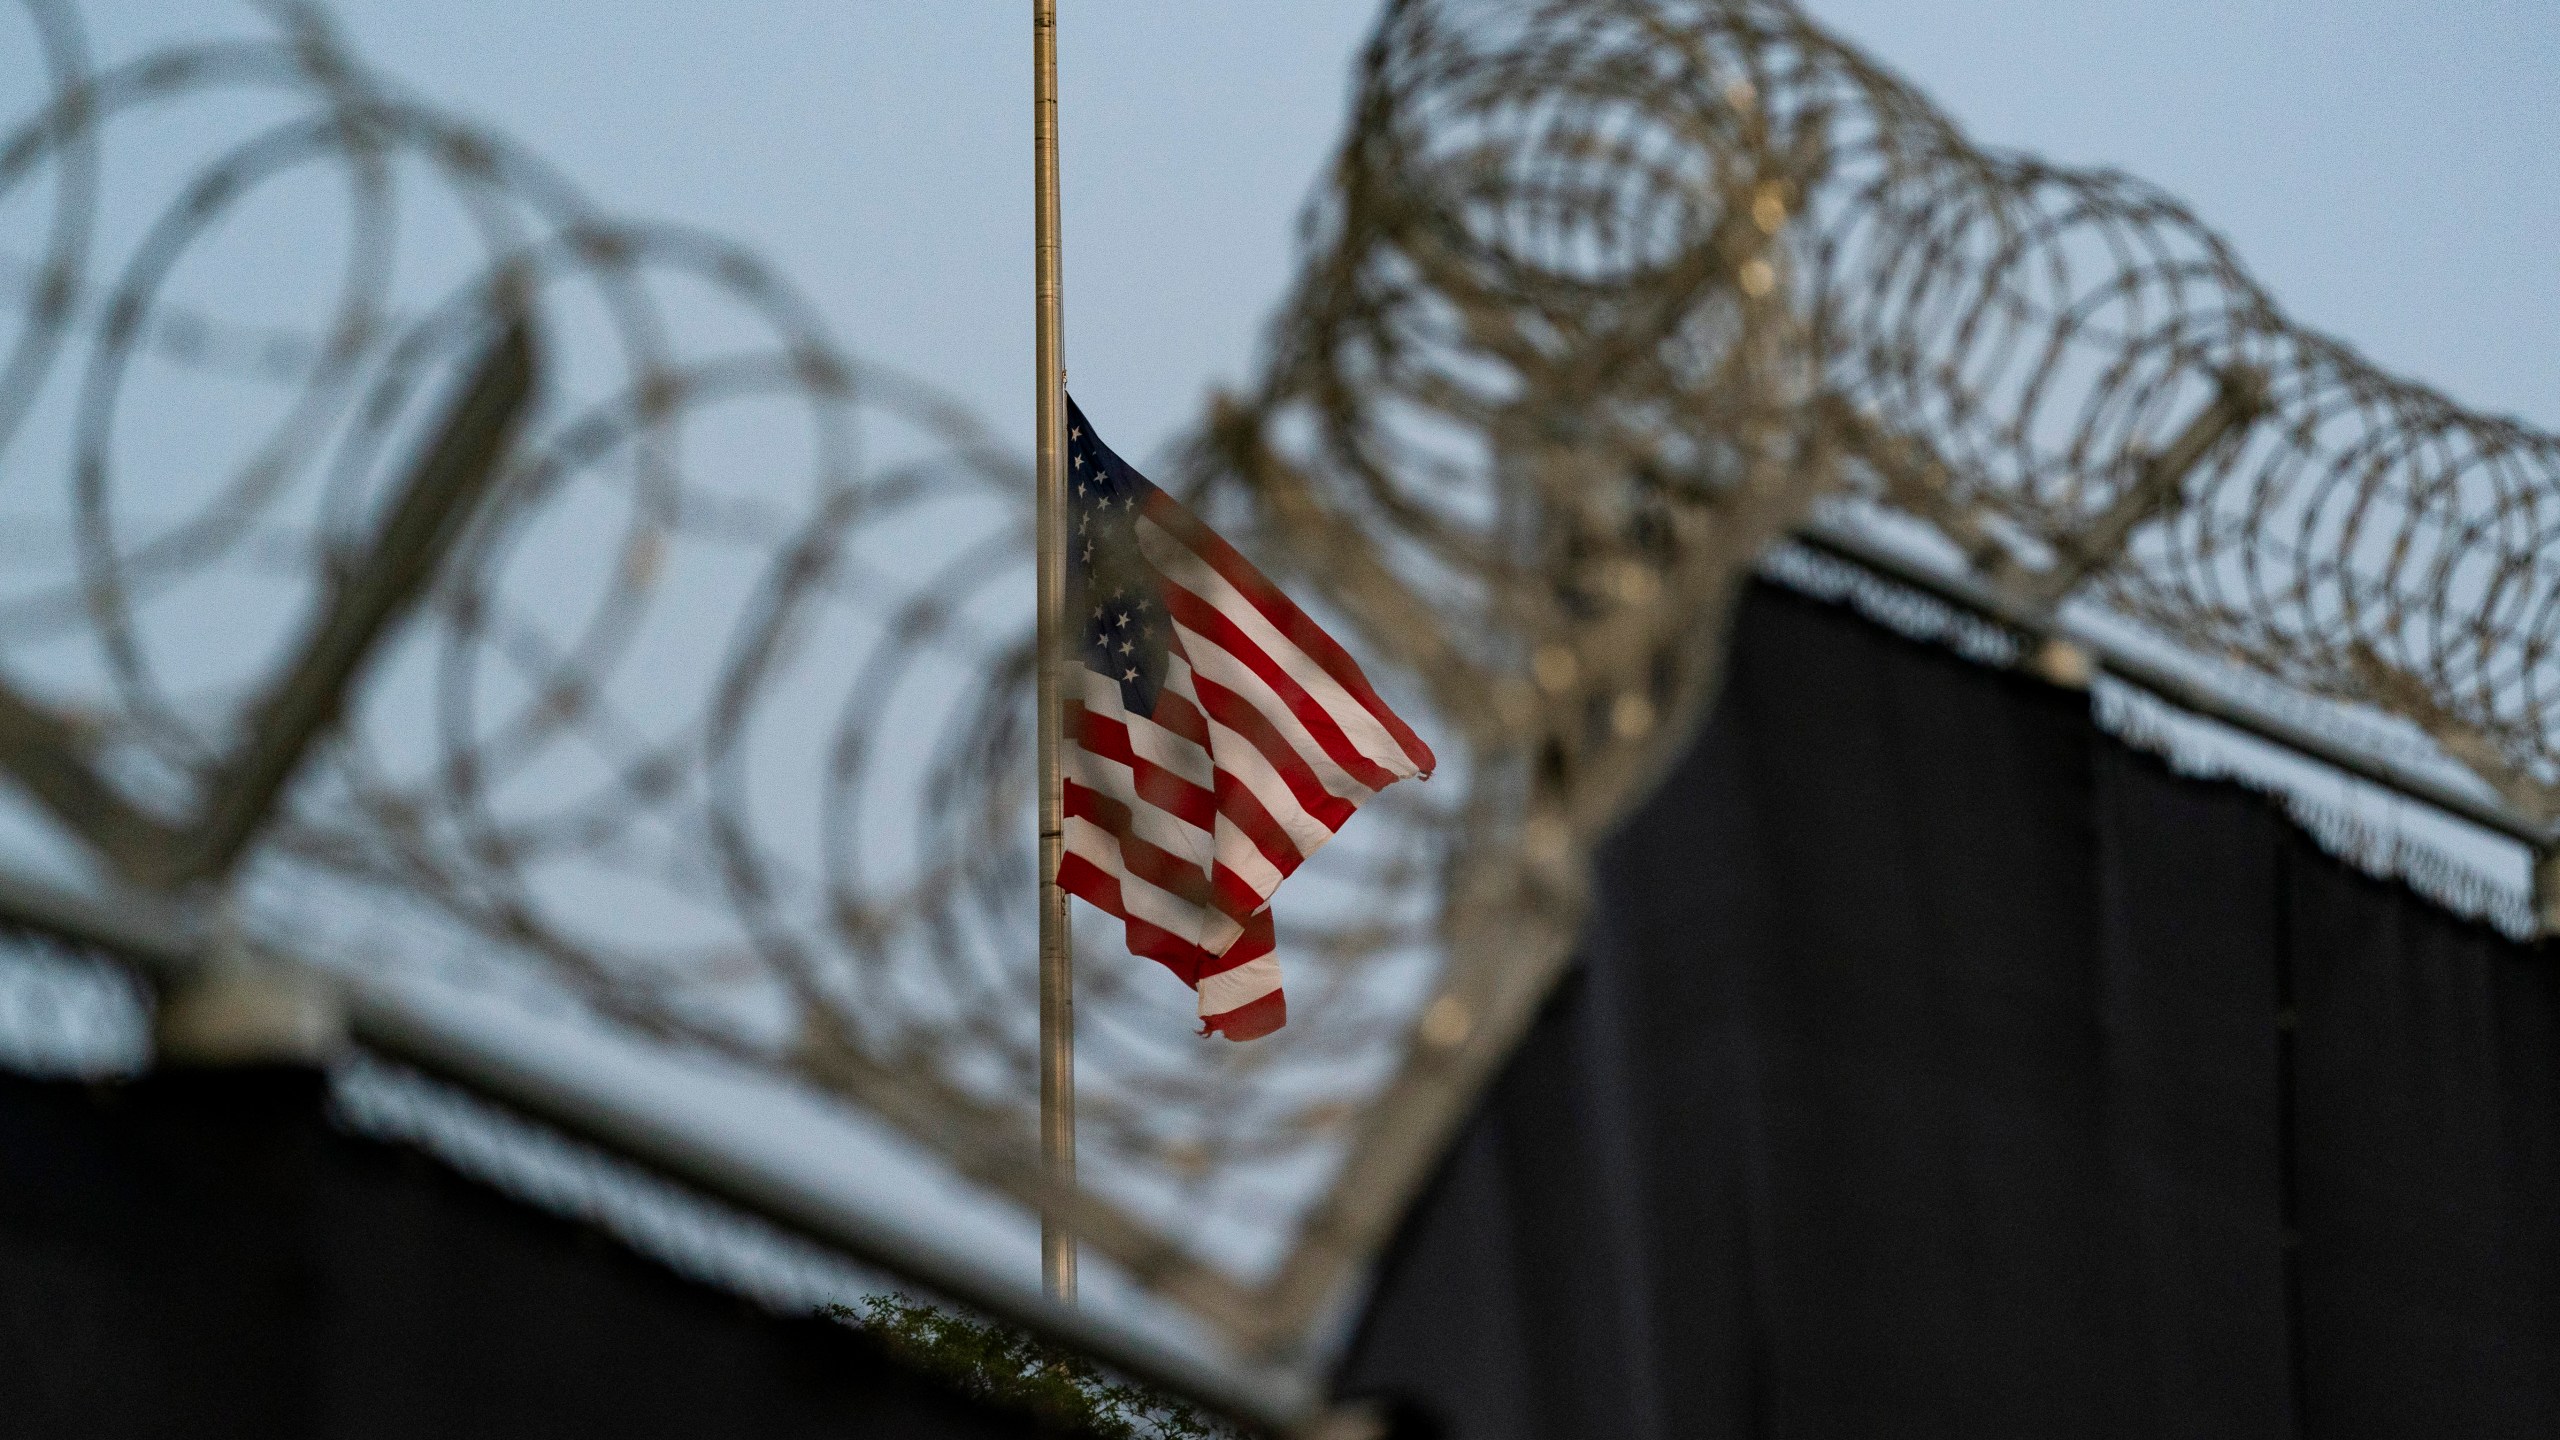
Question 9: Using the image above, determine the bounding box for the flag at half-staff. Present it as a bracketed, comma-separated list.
[1056, 398, 1435, 1041]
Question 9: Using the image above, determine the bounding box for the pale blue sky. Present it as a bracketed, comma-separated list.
[317, 0, 2560, 470]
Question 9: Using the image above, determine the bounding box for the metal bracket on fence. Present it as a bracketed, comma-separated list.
[0, 683, 190, 881]
[172, 317, 536, 888]
[2532, 849, 2560, 941]
[1995, 367, 2270, 610]
[153, 912, 348, 1066]
[0, 315, 536, 895]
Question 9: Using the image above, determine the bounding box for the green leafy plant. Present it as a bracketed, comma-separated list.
[824, 1295, 1245, 1439]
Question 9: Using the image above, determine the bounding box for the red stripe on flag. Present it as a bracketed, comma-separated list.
[1149, 686, 1213, 750]
[1209, 863, 1266, 925]
[1188, 669, 1357, 833]
[1200, 988, 1285, 1041]
[1056, 851, 1125, 922]
[1071, 701, 1216, 832]
[1062, 781, 1228, 918]
[1145, 490, 1435, 776]
[1200, 906, 1274, 975]
[1122, 914, 1222, 987]
[1197, 912, 1281, 1040]
[1154, 670, 1306, 876]
[1211, 773, 1305, 883]
[1057, 852, 1228, 988]
[1162, 581, 1401, 792]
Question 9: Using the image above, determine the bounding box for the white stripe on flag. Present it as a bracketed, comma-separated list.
[1080, 668, 1215, 790]
[1141, 516, 1421, 777]
[1066, 747, 1214, 871]
[1061, 814, 1241, 953]
[1170, 613, 1376, 804]
[1196, 953, 1282, 1015]
[1163, 657, 1333, 858]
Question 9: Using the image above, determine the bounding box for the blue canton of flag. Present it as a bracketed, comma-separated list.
[1067, 413, 1167, 717]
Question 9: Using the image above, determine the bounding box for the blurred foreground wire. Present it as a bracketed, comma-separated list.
[3, 0, 2557, 1362]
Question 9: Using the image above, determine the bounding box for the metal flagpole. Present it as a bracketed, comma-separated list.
[1031, 0, 1078, 1303]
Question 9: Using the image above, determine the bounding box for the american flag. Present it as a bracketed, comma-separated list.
[1057, 398, 1434, 1041]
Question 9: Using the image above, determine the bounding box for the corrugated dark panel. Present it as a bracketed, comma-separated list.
[1345, 579, 2556, 1438]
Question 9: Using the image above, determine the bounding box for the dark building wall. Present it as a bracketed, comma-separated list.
[8, 575, 2553, 1439]
[0, 1066, 1038, 1440]
[1343, 581, 2560, 1439]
